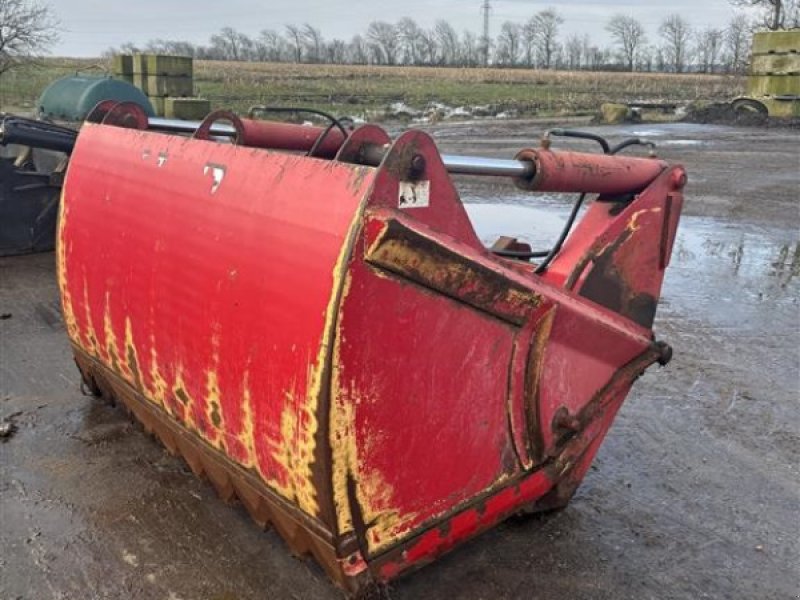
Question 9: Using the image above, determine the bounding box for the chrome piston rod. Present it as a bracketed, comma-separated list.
[147, 117, 534, 179]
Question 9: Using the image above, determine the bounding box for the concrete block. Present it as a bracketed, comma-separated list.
[132, 53, 149, 75]
[145, 75, 193, 98]
[762, 97, 800, 117]
[147, 95, 165, 116]
[133, 72, 149, 95]
[751, 53, 800, 75]
[747, 74, 800, 97]
[140, 55, 193, 77]
[752, 31, 800, 55]
[165, 97, 211, 120]
[112, 54, 133, 77]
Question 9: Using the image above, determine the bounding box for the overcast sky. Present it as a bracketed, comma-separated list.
[52, 0, 751, 57]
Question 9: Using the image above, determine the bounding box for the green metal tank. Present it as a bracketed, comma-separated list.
[37, 75, 155, 122]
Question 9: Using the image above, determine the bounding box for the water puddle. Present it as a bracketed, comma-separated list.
[658, 139, 706, 146]
[464, 199, 799, 334]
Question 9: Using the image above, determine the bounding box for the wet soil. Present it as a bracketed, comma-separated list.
[1, 122, 798, 599]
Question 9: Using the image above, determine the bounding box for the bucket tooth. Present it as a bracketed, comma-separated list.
[204, 459, 237, 503]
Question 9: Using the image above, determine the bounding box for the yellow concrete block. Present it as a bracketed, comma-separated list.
[145, 75, 193, 98]
[165, 97, 211, 120]
[752, 31, 800, 55]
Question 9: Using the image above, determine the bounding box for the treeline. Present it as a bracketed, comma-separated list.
[106, 10, 766, 75]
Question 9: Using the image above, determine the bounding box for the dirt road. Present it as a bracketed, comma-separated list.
[1, 122, 798, 599]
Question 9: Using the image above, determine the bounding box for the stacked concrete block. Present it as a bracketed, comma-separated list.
[111, 55, 134, 84]
[165, 97, 212, 120]
[112, 54, 210, 119]
[746, 31, 800, 117]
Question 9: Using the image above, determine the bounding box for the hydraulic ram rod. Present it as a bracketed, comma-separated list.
[148, 117, 667, 191]
[148, 117, 533, 178]
[0, 115, 532, 178]
[2, 114, 664, 192]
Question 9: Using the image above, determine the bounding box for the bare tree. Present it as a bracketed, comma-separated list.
[787, 0, 800, 27]
[531, 9, 563, 69]
[398, 17, 423, 65]
[659, 14, 692, 73]
[606, 14, 646, 72]
[301, 23, 324, 63]
[418, 28, 439, 65]
[209, 27, 249, 61]
[521, 18, 537, 67]
[0, 0, 59, 76]
[696, 27, 724, 73]
[285, 24, 303, 63]
[724, 14, 752, 74]
[257, 29, 287, 62]
[434, 20, 460, 65]
[366, 21, 400, 65]
[495, 21, 521, 66]
[461, 30, 480, 67]
[347, 34, 368, 64]
[637, 45, 655, 72]
[730, 0, 785, 30]
[326, 39, 346, 64]
[564, 34, 583, 70]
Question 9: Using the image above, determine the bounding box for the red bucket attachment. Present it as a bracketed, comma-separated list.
[58, 114, 684, 596]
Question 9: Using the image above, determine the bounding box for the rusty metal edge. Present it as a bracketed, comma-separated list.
[364, 218, 541, 326]
[71, 346, 379, 596]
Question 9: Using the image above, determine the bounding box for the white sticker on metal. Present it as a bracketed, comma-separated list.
[398, 180, 430, 209]
[203, 163, 226, 194]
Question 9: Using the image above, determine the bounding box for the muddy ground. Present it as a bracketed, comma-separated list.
[1, 121, 798, 600]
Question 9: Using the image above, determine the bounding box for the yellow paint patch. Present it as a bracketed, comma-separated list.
[237, 371, 257, 468]
[204, 369, 225, 449]
[124, 317, 143, 388]
[81, 276, 99, 357]
[268, 207, 365, 518]
[329, 273, 413, 552]
[55, 192, 79, 342]
[628, 207, 662, 232]
[269, 394, 304, 502]
[147, 346, 169, 413]
[102, 292, 124, 377]
[330, 366, 414, 553]
[172, 367, 196, 429]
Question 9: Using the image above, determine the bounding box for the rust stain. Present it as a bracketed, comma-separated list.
[204, 369, 224, 448]
[577, 228, 658, 328]
[171, 366, 195, 428]
[270, 389, 307, 503]
[147, 345, 169, 413]
[70, 349, 350, 591]
[81, 275, 99, 356]
[270, 205, 366, 518]
[237, 370, 257, 468]
[330, 273, 415, 555]
[524, 307, 556, 462]
[58, 165, 371, 521]
[124, 317, 142, 389]
[366, 219, 540, 325]
[203, 332, 226, 450]
[347, 165, 372, 196]
[102, 292, 123, 377]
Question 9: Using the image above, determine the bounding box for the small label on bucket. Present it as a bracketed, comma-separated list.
[398, 180, 430, 209]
